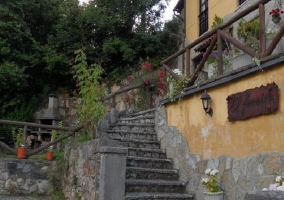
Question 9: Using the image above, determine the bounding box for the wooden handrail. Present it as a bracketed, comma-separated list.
[0, 119, 84, 157]
[161, 0, 270, 65]
[0, 120, 70, 131]
[104, 83, 144, 101]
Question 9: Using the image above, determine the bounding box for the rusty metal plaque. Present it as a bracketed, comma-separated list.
[227, 82, 279, 122]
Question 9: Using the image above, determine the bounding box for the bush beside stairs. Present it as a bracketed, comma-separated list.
[107, 108, 194, 200]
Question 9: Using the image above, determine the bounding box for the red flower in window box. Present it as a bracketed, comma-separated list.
[269, 8, 284, 17]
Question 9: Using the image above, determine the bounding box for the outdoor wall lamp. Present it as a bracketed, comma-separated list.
[200, 90, 213, 117]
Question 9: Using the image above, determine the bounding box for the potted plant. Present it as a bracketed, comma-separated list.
[269, 8, 284, 24]
[15, 129, 26, 159]
[201, 168, 223, 200]
[46, 146, 54, 161]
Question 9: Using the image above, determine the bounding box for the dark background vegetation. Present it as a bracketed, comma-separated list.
[0, 0, 181, 145]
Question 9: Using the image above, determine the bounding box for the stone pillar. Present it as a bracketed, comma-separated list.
[98, 146, 127, 200]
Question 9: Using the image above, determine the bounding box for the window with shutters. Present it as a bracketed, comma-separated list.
[199, 0, 208, 36]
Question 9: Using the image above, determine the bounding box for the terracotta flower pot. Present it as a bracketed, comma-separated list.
[46, 151, 53, 161]
[17, 147, 26, 159]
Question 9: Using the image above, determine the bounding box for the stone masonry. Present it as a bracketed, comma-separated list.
[155, 106, 284, 200]
[63, 139, 127, 200]
[0, 159, 52, 195]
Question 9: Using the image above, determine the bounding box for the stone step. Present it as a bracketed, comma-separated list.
[126, 167, 179, 180]
[118, 114, 155, 122]
[108, 130, 157, 141]
[132, 108, 156, 117]
[109, 124, 155, 133]
[127, 147, 166, 159]
[112, 138, 160, 149]
[126, 179, 186, 193]
[125, 192, 194, 200]
[127, 156, 174, 169]
[109, 123, 155, 127]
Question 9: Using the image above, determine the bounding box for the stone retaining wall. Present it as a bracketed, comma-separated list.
[0, 159, 52, 195]
[155, 106, 284, 200]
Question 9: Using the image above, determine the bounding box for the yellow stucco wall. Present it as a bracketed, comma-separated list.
[166, 63, 284, 159]
[208, 0, 238, 28]
[185, 0, 238, 42]
[185, 0, 199, 42]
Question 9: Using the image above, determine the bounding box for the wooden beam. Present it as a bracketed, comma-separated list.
[262, 21, 284, 57]
[161, 0, 270, 64]
[104, 83, 144, 101]
[218, 30, 257, 58]
[188, 36, 217, 86]
[0, 120, 70, 131]
[217, 31, 223, 75]
[26, 131, 73, 158]
[0, 141, 16, 155]
[163, 64, 180, 81]
[259, 4, 266, 57]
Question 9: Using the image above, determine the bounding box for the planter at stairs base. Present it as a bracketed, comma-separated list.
[46, 151, 53, 161]
[204, 191, 224, 200]
[17, 147, 26, 159]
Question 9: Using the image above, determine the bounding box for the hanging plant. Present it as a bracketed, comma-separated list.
[269, 8, 284, 24]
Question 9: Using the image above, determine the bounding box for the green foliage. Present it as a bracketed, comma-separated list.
[0, 0, 181, 129]
[81, 0, 180, 82]
[201, 169, 221, 193]
[75, 133, 92, 143]
[211, 15, 223, 29]
[14, 128, 24, 148]
[74, 49, 107, 138]
[237, 18, 260, 51]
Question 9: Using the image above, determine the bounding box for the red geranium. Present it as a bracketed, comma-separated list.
[158, 82, 164, 89]
[144, 77, 150, 85]
[143, 61, 151, 70]
[158, 70, 165, 78]
[269, 8, 284, 17]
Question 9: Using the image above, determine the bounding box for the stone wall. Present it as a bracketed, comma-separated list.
[63, 139, 127, 200]
[0, 159, 52, 195]
[155, 106, 284, 200]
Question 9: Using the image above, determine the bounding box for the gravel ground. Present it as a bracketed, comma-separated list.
[0, 196, 52, 200]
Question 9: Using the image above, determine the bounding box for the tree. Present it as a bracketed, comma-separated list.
[82, 0, 181, 82]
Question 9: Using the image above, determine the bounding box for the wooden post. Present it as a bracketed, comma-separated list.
[163, 64, 180, 81]
[262, 21, 284, 57]
[259, 4, 266, 57]
[186, 48, 191, 74]
[217, 31, 223, 75]
[111, 96, 115, 108]
[23, 125, 27, 147]
[188, 36, 217, 86]
[218, 30, 257, 57]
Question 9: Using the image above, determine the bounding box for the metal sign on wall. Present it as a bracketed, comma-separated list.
[226, 82, 279, 122]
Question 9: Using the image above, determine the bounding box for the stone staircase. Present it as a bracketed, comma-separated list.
[107, 108, 194, 200]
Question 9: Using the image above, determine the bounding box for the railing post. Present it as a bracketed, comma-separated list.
[186, 48, 191, 74]
[23, 125, 27, 147]
[217, 30, 223, 75]
[259, 4, 266, 57]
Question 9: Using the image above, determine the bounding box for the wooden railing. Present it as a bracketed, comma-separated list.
[161, 0, 284, 86]
[0, 120, 84, 158]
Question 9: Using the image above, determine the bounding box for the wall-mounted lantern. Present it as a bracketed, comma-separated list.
[200, 90, 213, 117]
